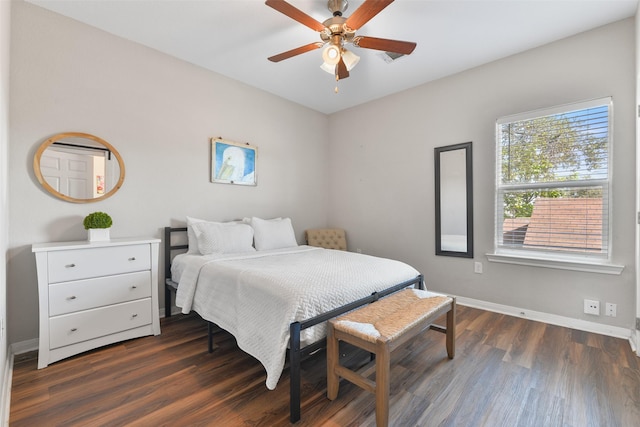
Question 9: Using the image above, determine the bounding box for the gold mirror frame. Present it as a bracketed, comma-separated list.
[33, 132, 126, 203]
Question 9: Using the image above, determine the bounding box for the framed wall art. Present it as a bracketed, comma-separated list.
[210, 137, 257, 186]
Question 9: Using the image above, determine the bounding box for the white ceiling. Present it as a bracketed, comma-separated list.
[26, 0, 639, 114]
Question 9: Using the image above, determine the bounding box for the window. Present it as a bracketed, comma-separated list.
[495, 97, 611, 262]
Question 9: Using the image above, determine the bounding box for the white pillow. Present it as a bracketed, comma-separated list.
[191, 221, 256, 255]
[250, 217, 298, 251]
[186, 216, 207, 254]
[242, 217, 281, 224]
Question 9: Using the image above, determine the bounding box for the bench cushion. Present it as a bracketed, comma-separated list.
[331, 289, 452, 344]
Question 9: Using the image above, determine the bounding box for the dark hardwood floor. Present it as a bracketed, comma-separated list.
[10, 306, 640, 426]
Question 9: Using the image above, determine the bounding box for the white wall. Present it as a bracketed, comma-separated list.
[635, 5, 640, 355]
[0, 0, 11, 419]
[328, 18, 637, 330]
[8, 1, 330, 343]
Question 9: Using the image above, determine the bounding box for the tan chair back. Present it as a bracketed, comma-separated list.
[305, 228, 347, 251]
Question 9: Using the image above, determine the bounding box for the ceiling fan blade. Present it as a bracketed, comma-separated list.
[344, 0, 394, 30]
[336, 57, 349, 80]
[265, 0, 326, 32]
[354, 36, 416, 55]
[268, 42, 323, 62]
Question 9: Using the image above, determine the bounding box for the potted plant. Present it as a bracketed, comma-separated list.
[83, 211, 113, 242]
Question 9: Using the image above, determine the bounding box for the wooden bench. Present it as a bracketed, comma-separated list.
[326, 288, 456, 427]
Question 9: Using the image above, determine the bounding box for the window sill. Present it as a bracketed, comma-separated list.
[486, 252, 624, 275]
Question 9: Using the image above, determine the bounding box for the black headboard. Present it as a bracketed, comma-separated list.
[164, 226, 188, 317]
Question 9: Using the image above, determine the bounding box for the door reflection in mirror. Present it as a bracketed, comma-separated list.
[34, 132, 125, 203]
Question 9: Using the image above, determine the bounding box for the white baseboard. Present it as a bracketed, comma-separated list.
[456, 296, 635, 348]
[631, 329, 639, 356]
[9, 339, 37, 356]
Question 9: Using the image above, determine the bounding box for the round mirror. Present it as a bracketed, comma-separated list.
[33, 132, 125, 203]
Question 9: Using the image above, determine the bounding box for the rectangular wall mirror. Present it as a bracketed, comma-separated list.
[435, 141, 473, 258]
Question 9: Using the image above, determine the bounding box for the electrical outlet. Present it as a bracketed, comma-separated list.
[605, 302, 617, 317]
[584, 299, 600, 315]
[356, 248, 362, 254]
[474, 262, 483, 274]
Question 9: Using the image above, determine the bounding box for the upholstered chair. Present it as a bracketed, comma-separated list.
[305, 228, 347, 251]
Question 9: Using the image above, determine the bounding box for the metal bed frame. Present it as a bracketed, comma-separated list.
[163, 226, 424, 423]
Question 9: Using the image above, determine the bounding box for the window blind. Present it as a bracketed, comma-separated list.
[496, 97, 611, 258]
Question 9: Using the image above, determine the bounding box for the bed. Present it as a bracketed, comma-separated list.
[163, 218, 424, 422]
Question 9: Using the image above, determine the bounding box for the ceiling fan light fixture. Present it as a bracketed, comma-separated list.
[266, 0, 417, 90]
[341, 48, 360, 71]
[320, 61, 335, 74]
[322, 43, 341, 65]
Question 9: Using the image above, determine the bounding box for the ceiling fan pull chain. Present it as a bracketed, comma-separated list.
[334, 73, 339, 93]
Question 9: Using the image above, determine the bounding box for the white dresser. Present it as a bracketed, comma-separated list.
[32, 237, 161, 369]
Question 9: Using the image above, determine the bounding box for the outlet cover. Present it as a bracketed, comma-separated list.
[605, 303, 617, 317]
[584, 299, 600, 315]
[474, 262, 483, 274]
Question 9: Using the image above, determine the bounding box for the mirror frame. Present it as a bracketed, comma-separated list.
[434, 141, 473, 258]
[33, 132, 126, 203]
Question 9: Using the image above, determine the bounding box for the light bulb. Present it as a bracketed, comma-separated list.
[322, 44, 341, 65]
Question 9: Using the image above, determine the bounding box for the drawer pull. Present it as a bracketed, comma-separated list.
[131, 285, 137, 289]
[68, 296, 77, 300]
[65, 263, 76, 268]
[128, 257, 136, 261]
[132, 314, 138, 318]
[70, 328, 77, 332]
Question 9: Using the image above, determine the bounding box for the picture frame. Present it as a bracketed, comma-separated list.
[210, 137, 257, 186]
[434, 141, 473, 258]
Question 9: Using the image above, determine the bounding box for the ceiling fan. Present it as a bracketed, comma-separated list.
[265, 0, 417, 83]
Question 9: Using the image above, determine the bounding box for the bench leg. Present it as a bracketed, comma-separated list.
[327, 325, 340, 400]
[375, 342, 390, 427]
[446, 299, 456, 359]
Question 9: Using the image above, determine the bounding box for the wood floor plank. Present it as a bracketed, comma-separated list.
[503, 318, 547, 369]
[10, 307, 640, 426]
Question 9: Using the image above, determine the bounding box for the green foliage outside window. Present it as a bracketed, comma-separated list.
[500, 113, 607, 219]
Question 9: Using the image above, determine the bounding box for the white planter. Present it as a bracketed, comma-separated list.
[88, 228, 110, 242]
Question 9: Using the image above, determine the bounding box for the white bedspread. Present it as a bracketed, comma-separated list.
[174, 246, 420, 390]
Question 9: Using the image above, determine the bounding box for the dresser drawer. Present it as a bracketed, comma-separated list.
[49, 271, 151, 316]
[49, 298, 152, 349]
[47, 244, 151, 283]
